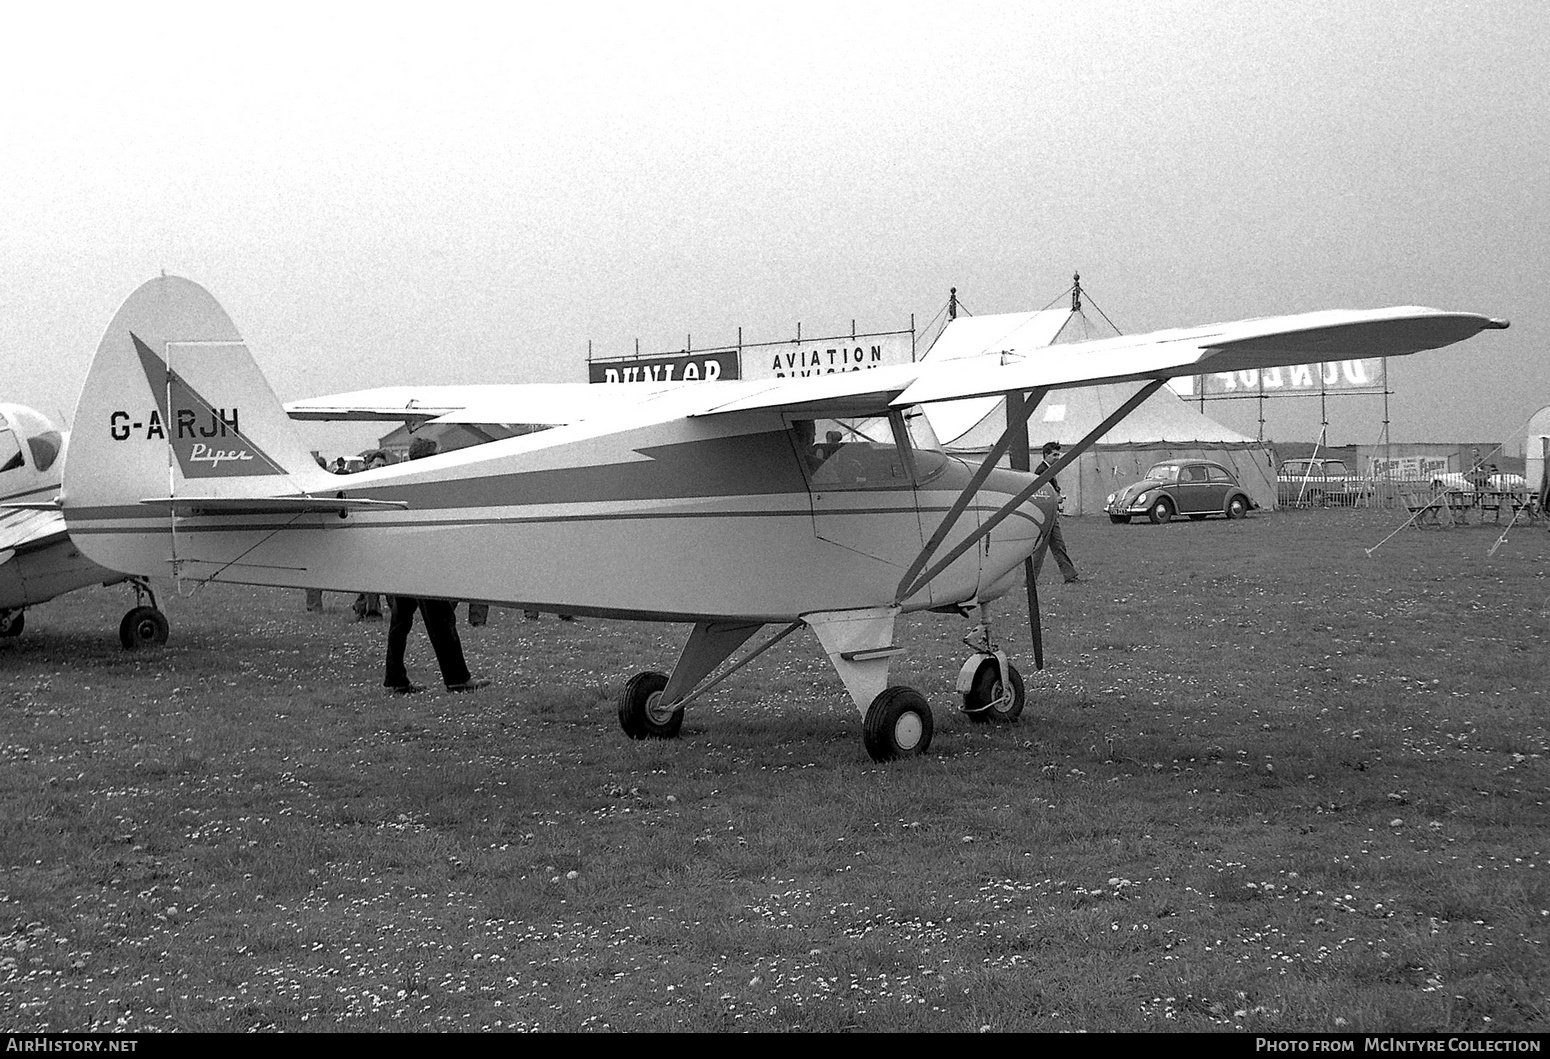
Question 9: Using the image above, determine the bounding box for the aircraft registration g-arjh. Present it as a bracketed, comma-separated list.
[61, 276, 1507, 760]
[0, 401, 170, 647]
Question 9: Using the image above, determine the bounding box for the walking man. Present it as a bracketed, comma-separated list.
[1032, 441, 1080, 584]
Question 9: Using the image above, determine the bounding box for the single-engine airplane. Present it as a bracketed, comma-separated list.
[61, 276, 1506, 759]
[0, 401, 171, 648]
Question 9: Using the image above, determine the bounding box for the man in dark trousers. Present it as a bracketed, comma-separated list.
[1032, 440, 1081, 584]
[383, 437, 490, 694]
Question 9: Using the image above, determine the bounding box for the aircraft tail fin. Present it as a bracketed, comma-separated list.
[63, 276, 335, 569]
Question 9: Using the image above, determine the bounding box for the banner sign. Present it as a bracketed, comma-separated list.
[1367, 455, 1448, 480]
[588, 349, 740, 384]
[755, 333, 915, 380]
[1188, 358, 1387, 398]
[588, 330, 915, 385]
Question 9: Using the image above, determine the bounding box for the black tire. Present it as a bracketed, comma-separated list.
[0, 610, 24, 638]
[617, 670, 683, 739]
[862, 686, 934, 761]
[1226, 494, 1250, 520]
[119, 606, 169, 650]
[1108, 513, 1130, 525]
[961, 657, 1025, 723]
[1148, 498, 1173, 524]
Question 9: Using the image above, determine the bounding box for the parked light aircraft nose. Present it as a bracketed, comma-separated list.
[63, 276, 1506, 763]
[0, 402, 170, 647]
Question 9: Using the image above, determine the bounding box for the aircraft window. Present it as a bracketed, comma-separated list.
[6, 408, 62, 473]
[800, 415, 909, 490]
[900, 405, 948, 483]
[0, 428, 23, 475]
[27, 431, 61, 472]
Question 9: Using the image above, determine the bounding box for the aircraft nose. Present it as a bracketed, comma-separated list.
[977, 469, 1052, 597]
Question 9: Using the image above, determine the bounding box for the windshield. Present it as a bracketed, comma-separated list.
[1145, 463, 1181, 483]
[6, 406, 62, 473]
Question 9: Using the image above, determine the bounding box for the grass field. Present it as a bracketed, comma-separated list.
[1, 508, 1546, 1032]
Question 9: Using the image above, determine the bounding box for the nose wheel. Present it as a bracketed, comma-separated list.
[956, 602, 1027, 723]
[958, 653, 1025, 722]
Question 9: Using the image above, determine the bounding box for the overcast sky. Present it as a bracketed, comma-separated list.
[3, 0, 1543, 449]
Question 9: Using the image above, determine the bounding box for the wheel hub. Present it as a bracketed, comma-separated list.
[893, 711, 924, 750]
[644, 690, 676, 726]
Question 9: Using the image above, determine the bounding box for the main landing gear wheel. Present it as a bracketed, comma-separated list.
[119, 607, 170, 650]
[960, 656, 1025, 723]
[618, 670, 684, 740]
[0, 609, 24, 638]
[862, 686, 933, 762]
[1148, 498, 1174, 524]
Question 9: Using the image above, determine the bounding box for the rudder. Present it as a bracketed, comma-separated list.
[63, 275, 333, 573]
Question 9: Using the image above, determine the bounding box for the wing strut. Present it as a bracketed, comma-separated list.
[896, 379, 1167, 603]
[893, 387, 1048, 604]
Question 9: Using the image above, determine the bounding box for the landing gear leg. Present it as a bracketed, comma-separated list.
[806, 607, 934, 762]
[956, 602, 1026, 723]
[617, 621, 767, 740]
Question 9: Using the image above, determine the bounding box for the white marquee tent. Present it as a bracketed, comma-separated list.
[921, 305, 1280, 515]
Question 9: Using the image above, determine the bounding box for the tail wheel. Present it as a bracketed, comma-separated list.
[119, 606, 169, 650]
[961, 657, 1025, 723]
[618, 670, 683, 739]
[0, 609, 24, 638]
[862, 686, 934, 762]
[1148, 498, 1174, 524]
[1227, 495, 1250, 519]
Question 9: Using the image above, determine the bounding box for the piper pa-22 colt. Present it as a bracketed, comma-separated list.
[62, 277, 1506, 760]
[0, 401, 170, 647]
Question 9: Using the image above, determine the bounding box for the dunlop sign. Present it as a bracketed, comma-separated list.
[589, 349, 741, 384]
[1194, 358, 1387, 397]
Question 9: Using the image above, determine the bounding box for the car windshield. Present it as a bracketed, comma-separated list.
[1145, 463, 1181, 482]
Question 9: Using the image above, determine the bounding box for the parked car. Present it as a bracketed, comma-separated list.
[1276, 457, 1366, 507]
[1105, 459, 1256, 524]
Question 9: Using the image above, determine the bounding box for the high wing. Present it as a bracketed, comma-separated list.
[694, 306, 1508, 415]
[286, 307, 1507, 427]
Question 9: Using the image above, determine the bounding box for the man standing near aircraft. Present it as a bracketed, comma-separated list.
[383, 437, 490, 694]
[1032, 441, 1081, 584]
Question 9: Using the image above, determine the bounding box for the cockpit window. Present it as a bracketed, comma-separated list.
[4, 408, 63, 473]
[27, 432, 61, 472]
[0, 428, 24, 474]
[790, 406, 948, 490]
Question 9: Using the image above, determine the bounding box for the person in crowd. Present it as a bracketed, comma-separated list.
[1031, 440, 1081, 584]
[382, 437, 489, 693]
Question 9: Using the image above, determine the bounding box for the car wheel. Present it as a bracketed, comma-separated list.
[1227, 495, 1249, 519]
[1148, 497, 1173, 524]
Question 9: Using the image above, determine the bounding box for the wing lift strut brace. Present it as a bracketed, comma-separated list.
[655, 378, 1167, 713]
[893, 378, 1167, 606]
